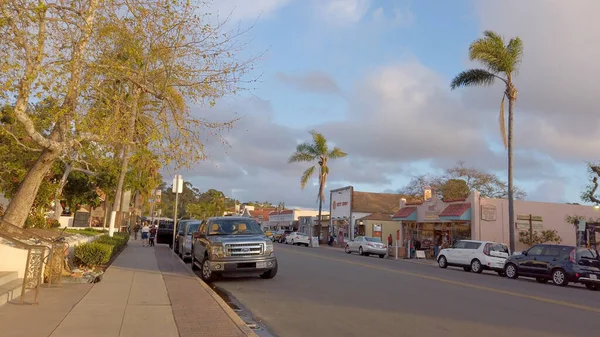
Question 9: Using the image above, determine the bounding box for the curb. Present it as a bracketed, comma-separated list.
[169, 249, 259, 337]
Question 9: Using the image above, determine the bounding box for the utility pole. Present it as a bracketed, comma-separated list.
[172, 175, 183, 250]
[529, 214, 533, 247]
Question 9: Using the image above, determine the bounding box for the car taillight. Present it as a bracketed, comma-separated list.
[483, 244, 490, 256]
[569, 248, 576, 263]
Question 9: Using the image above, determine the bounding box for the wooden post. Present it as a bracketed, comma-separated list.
[529, 214, 533, 247]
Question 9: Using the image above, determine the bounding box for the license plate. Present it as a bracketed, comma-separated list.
[256, 262, 267, 269]
[591, 274, 598, 280]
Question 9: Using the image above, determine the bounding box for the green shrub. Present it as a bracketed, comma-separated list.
[74, 242, 113, 267]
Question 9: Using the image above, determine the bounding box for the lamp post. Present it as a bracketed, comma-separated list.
[172, 175, 183, 250]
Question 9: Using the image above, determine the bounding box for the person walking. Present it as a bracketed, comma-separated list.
[149, 225, 157, 247]
[141, 222, 150, 247]
[133, 222, 141, 240]
[387, 234, 393, 247]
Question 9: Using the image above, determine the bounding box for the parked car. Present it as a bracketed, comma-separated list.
[155, 218, 175, 247]
[264, 230, 274, 241]
[345, 236, 387, 258]
[285, 232, 310, 246]
[437, 240, 509, 275]
[174, 219, 196, 254]
[503, 244, 600, 290]
[191, 217, 278, 282]
[278, 230, 293, 243]
[177, 220, 203, 261]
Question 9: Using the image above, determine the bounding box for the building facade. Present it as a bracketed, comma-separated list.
[392, 190, 600, 258]
[329, 186, 411, 244]
[265, 209, 327, 231]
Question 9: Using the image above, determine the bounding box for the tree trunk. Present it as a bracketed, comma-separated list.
[3, 149, 61, 227]
[316, 165, 325, 242]
[108, 88, 140, 236]
[54, 162, 73, 221]
[507, 95, 516, 253]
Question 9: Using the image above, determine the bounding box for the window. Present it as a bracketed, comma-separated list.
[527, 245, 544, 256]
[365, 237, 381, 242]
[542, 246, 563, 257]
[452, 241, 467, 249]
[186, 222, 201, 235]
[207, 219, 263, 235]
[577, 248, 598, 260]
[465, 242, 482, 249]
[487, 243, 509, 254]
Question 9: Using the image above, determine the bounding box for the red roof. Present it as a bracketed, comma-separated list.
[392, 207, 417, 219]
[439, 203, 471, 217]
[281, 209, 293, 214]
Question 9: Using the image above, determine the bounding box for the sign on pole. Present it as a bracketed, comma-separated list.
[172, 175, 183, 194]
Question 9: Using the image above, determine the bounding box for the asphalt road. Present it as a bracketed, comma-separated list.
[207, 244, 600, 337]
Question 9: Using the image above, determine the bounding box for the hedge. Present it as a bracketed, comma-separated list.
[74, 232, 129, 268]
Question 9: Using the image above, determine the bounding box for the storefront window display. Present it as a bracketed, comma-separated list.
[403, 222, 472, 259]
[333, 220, 350, 244]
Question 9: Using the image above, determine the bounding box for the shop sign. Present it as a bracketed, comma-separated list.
[424, 200, 440, 219]
[331, 187, 352, 218]
[480, 205, 497, 221]
[516, 222, 543, 231]
[517, 215, 543, 222]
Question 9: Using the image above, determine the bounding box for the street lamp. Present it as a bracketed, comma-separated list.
[172, 175, 183, 250]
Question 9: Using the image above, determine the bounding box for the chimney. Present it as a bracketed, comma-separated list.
[399, 198, 407, 209]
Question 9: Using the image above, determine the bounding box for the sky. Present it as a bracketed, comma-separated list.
[170, 0, 600, 209]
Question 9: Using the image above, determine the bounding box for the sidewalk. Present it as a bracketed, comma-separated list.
[0, 238, 256, 337]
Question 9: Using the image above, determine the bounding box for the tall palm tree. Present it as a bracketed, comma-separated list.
[450, 30, 523, 252]
[289, 130, 348, 242]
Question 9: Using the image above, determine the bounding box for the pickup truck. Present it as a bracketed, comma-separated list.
[191, 216, 278, 282]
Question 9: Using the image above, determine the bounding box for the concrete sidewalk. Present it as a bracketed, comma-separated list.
[48, 238, 255, 337]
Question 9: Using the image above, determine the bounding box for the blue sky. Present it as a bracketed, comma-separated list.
[179, 0, 600, 209]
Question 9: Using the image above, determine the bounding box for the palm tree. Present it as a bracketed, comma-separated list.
[289, 130, 347, 242]
[450, 30, 523, 252]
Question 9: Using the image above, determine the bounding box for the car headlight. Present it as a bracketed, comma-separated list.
[210, 245, 225, 258]
[265, 241, 274, 255]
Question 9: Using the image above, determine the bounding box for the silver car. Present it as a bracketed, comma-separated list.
[177, 220, 203, 261]
[345, 236, 387, 258]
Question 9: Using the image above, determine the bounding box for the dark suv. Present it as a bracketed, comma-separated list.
[504, 244, 600, 290]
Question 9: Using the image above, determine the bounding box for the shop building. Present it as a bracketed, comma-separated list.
[392, 190, 600, 258]
[329, 186, 409, 244]
[265, 209, 328, 231]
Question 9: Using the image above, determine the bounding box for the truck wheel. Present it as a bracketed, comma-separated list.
[260, 263, 278, 279]
[200, 256, 217, 282]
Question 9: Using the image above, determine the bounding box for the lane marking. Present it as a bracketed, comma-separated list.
[277, 246, 600, 314]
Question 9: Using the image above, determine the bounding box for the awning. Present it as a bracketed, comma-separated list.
[439, 203, 471, 221]
[392, 207, 417, 221]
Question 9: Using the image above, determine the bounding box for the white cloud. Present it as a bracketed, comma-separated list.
[210, 0, 293, 22]
[371, 6, 415, 27]
[316, 0, 372, 24]
[464, 0, 600, 162]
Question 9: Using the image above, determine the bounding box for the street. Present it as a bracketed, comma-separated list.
[203, 244, 600, 337]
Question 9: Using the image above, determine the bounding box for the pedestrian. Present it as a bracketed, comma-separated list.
[149, 225, 157, 247]
[133, 222, 140, 240]
[141, 222, 150, 246]
[328, 233, 334, 246]
[387, 234, 393, 247]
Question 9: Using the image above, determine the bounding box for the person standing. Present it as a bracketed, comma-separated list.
[387, 234, 393, 247]
[149, 225, 157, 247]
[141, 222, 150, 247]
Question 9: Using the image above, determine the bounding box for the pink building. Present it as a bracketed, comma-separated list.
[392, 190, 600, 258]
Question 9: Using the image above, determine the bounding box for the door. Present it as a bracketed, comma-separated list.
[518, 245, 545, 275]
[462, 241, 483, 265]
[446, 241, 467, 264]
[193, 222, 209, 260]
[352, 237, 364, 251]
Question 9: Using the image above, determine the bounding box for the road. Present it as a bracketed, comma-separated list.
[202, 244, 600, 337]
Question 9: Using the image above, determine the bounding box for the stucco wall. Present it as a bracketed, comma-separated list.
[363, 219, 401, 244]
[477, 197, 600, 252]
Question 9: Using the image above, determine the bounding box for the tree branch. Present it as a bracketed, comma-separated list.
[0, 127, 42, 152]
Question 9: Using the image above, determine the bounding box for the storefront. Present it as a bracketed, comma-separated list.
[393, 189, 600, 258]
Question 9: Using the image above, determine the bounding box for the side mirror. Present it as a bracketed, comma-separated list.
[521, 250, 528, 256]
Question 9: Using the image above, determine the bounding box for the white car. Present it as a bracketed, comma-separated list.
[345, 236, 387, 258]
[285, 232, 310, 246]
[437, 240, 510, 275]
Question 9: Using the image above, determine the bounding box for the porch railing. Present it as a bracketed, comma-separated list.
[0, 220, 67, 304]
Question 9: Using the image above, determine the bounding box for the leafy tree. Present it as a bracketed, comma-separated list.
[289, 130, 347, 240]
[0, 0, 253, 228]
[187, 189, 227, 219]
[581, 163, 600, 205]
[398, 162, 527, 200]
[440, 179, 470, 200]
[451, 30, 524, 253]
[518, 229, 562, 246]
